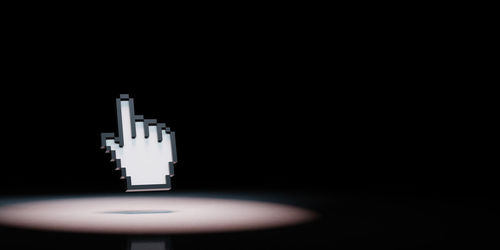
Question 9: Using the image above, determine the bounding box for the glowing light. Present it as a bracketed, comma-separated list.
[0, 196, 317, 234]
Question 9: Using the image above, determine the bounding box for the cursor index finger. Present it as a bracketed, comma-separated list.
[116, 94, 136, 147]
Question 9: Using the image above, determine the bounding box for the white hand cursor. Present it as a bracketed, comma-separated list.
[101, 94, 177, 192]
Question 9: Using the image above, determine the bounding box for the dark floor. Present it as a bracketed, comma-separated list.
[0, 190, 498, 249]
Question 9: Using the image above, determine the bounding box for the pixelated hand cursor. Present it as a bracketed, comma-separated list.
[100, 94, 177, 192]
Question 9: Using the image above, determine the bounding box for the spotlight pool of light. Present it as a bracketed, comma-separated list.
[0, 194, 317, 234]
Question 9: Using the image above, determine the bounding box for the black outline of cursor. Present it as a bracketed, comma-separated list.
[100, 94, 178, 192]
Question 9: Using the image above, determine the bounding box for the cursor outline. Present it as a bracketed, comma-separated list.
[100, 94, 177, 192]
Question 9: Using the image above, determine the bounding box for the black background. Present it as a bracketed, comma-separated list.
[0, 7, 497, 249]
[0, 41, 494, 197]
[0, 63, 489, 196]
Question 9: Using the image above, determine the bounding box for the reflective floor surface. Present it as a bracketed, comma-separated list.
[0, 190, 498, 249]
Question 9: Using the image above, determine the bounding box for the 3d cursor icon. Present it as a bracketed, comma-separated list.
[100, 94, 177, 192]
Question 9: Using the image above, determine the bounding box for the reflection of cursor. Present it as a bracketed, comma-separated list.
[100, 94, 177, 192]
